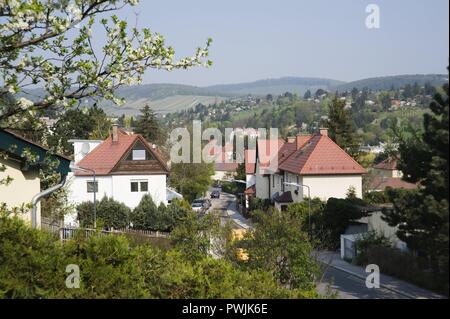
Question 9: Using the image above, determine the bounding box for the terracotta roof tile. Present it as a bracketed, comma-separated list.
[75, 132, 169, 176]
[374, 158, 398, 170]
[367, 176, 417, 191]
[279, 134, 367, 175]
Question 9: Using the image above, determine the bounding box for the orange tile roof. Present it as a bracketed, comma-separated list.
[279, 134, 367, 175]
[373, 158, 399, 170]
[75, 131, 169, 176]
[367, 176, 417, 191]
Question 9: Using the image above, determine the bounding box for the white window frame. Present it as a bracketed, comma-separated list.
[132, 149, 146, 160]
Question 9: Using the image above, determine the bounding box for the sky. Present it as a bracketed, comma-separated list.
[101, 0, 449, 86]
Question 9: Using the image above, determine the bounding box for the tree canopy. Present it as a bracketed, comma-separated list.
[0, 0, 211, 126]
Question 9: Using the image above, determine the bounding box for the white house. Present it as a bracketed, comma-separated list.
[250, 129, 367, 211]
[66, 125, 169, 226]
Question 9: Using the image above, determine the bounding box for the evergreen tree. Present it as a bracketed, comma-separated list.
[383, 80, 449, 294]
[303, 90, 312, 100]
[134, 105, 166, 145]
[327, 97, 361, 158]
[87, 105, 112, 140]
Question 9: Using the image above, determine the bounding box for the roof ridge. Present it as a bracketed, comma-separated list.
[296, 134, 322, 173]
[320, 135, 366, 172]
[136, 135, 170, 172]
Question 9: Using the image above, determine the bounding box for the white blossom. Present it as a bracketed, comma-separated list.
[17, 98, 34, 110]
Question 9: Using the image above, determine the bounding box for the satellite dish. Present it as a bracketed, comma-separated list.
[81, 142, 90, 156]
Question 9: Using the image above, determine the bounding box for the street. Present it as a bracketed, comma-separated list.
[207, 190, 252, 229]
[206, 191, 436, 299]
[318, 265, 409, 299]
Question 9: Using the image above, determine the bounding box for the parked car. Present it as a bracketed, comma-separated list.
[210, 190, 220, 199]
[191, 198, 211, 213]
[191, 201, 205, 213]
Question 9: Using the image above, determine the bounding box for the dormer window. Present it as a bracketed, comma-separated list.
[125, 140, 155, 161]
[132, 149, 146, 160]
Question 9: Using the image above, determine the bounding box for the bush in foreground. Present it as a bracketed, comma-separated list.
[0, 213, 319, 299]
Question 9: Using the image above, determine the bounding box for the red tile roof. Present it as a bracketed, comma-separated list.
[367, 176, 417, 191]
[75, 131, 169, 176]
[214, 162, 239, 172]
[279, 134, 367, 175]
[373, 158, 398, 170]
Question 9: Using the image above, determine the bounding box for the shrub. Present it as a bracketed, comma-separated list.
[130, 195, 189, 232]
[239, 209, 320, 290]
[76, 196, 131, 229]
[248, 197, 271, 213]
[0, 213, 319, 299]
[354, 231, 391, 265]
[313, 198, 369, 250]
[0, 214, 68, 298]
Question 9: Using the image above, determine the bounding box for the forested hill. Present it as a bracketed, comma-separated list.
[205, 77, 344, 96]
[335, 74, 448, 92]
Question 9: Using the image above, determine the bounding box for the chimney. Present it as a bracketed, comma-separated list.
[112, 124, 119, 143]
[319, 128, 328, 137]
[287, 137, 296, 144]
[296, 134, 311, 150]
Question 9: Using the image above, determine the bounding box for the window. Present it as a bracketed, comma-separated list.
[131, 181, 139, 192]
[131, 180, 148, 192]
[87, 181, 98, 193]
[132, 149, 146, 160]
[140, 181, 148, 192]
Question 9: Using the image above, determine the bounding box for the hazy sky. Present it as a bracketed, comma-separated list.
[110, 0, 449, 86]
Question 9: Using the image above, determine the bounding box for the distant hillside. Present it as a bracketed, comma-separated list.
[206, 77, 344, 96]
[103, 95, 225, 117]
[21, 74, 448, 117]
[113, 83, 226, 101]
[335, 74, 448, 92]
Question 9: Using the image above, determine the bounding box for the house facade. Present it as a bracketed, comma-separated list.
[66, 125, 169, 225]
[249, 128, 367, 210]
[0, 129, 71, 227]
[367, 157, 416, 192]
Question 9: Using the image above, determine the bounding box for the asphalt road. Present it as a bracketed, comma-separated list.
[209, 190, 411, 299]
[318, 265, 411, 299]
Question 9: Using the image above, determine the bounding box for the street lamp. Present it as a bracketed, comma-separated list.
[70, 162, 97, 229]
[284, 182, 312, 241]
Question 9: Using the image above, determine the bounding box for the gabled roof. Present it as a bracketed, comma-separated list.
[373, 157, 398, 170]
[279, 134, 367, 175]
[75, 131, 169, 176]
[367, 176, 417, 191]
[0, 128, 71, 176]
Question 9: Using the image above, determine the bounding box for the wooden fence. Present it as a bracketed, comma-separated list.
[41, 219, 170, 241]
